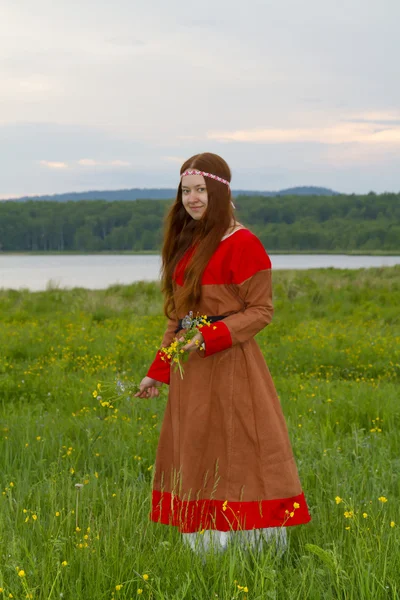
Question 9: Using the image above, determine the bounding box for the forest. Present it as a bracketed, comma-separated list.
[0, 192, 398, 252]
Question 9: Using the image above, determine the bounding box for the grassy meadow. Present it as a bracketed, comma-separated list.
[0, 266, 399, 599]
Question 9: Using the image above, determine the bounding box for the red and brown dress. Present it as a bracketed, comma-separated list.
[147, 227, 311, 533]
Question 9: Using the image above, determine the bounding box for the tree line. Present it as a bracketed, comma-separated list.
[0, 192, 399, 252]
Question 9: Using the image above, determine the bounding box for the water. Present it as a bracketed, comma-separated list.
[0, 254, 399, 291]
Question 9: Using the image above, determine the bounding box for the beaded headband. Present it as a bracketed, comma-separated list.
[180, 169, 236, 209]
[181, 169, 230, 187]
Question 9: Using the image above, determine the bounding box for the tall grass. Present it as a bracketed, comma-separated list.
[0, 267, 399, 599]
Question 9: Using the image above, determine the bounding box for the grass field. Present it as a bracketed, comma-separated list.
[0, 267, 399, 599]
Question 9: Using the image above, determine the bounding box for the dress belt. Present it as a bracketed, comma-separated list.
[174, 315, 227, 334]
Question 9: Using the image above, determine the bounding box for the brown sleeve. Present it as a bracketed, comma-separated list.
[146, 305, 179, 385]
[197, 269, 273, 357]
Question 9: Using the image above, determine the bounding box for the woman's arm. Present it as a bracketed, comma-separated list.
[196, 235, 273, 358]
[146, 306, 178, 385]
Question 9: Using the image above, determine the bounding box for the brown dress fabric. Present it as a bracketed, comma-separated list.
[147, 228, 311, 532]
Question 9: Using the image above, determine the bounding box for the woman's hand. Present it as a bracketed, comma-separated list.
[179, 329, 204, 353]
[134, 376, 163, 399]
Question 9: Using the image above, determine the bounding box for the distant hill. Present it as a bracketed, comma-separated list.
[3, 186, 339, 202]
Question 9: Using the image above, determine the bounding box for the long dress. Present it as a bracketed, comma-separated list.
[146, 227, 311, 542]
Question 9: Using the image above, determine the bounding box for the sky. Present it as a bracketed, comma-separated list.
[1, 0, 400, 198]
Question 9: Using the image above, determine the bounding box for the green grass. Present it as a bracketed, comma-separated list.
[0, 267, 399, 599]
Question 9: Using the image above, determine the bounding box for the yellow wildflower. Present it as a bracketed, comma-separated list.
[137, 590, 143, 595]
[363, 513, 368, 518]
[378, 496, 388, 503]
[390, 521, 395, 527]
[18, 570, 25, 577]
[142, 574, 149, 580]
[293, 502, 300, 509]
[115, 584, 123, 591]
[344, 511, 354, 519]
[62, 561, 68, 567]
[335, 496, 342, 504]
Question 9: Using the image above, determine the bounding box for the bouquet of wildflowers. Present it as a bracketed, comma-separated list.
[90, 378, 141, 420]
[159, 311, 212, 379]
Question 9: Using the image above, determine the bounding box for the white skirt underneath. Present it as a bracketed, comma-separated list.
[182, 527, 287, 554]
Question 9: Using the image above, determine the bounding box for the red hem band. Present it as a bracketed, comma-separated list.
[150, 489, 311, 533]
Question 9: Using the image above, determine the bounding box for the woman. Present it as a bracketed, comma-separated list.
[134, 152, 311, 554]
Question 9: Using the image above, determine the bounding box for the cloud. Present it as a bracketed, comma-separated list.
[207, 119, 400, 145]
[1, 0, 400, 196]
[109, 160, 130, 167]
[40, 160, 68, 169]
[78, 159, 98, 166]
[345, 111, 400, 126]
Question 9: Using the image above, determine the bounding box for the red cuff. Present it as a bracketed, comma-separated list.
[198, 321, 232, 357]
[147, 350, 171, 385]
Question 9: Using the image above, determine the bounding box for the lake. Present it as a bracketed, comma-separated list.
[0, 254, 399, 291]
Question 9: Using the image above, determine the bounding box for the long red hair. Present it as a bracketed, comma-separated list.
[160, 152, 237, 319]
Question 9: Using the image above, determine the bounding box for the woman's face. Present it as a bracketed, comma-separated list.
[181, 174, 208, 220]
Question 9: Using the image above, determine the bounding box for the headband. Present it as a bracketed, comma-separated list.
[180, 169, 236, 209]
[181, 169, 230, 187]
